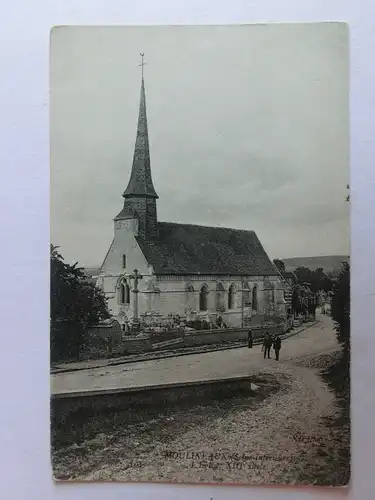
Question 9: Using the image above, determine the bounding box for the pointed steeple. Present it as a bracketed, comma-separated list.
[123, 74, 158, 199]
[115, 54, 158, 239]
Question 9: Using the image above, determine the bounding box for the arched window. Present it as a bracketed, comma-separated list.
[120, 283, 126, 304]
[119, 279, 130, 305]
[252, 285, 258, 311]
[243, 281, 250, 306]
[199, 285, 209, 311]
[228, 284, 235, 309]
[125, 282, 130, 304]
[216, 282, 225, 311]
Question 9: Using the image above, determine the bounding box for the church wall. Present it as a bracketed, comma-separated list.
[98, 217, 154, 322]
[100, 218, 147, 274]
[97, 264, 285, 329]
[97, 217, 286, 329]
[141, 275, 285, 328]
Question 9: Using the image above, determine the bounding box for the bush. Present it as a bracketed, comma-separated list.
[50, 245, 109, 362]
[328, 261, 350, 389]
[331, 262, 350, 351]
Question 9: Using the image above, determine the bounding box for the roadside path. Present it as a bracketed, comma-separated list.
[53, 314, 346, 484]
[66, 314, 342, 484]
[51, 317, 333, 396]
[51, 320, 316, 374]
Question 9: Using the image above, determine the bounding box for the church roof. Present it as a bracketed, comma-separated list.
[122, 77, 158, 199]
[136, 222, 277, 276]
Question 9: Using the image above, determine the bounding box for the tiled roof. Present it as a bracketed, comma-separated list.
[136, 222, 277, 276]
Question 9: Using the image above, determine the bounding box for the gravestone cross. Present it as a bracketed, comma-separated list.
[129, 268, 143, 332]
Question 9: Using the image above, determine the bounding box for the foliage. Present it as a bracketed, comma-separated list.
[294, 266, 334, 293]
[320, 262, 350, 485]
[291, 286, 303, 316]
[331, 262, 350, 350]
[50, 244, 110, 362]
[290, 281, 319, 319]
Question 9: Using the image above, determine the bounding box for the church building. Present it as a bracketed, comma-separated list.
[96, 69, 286, 331]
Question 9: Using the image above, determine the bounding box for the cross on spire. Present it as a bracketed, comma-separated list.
[139, 52, 147, 79]
[115, 52, 158, 238]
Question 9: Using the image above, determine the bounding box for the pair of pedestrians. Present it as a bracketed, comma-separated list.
[247, 330, 282, 360]
[262, 332, 282, 361]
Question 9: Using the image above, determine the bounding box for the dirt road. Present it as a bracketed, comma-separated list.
[53, 314, 349, 485]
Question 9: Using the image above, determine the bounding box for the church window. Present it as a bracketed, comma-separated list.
[119, 279, 130, 305]
[228, 284, 235, 309]
[243, 281, 251, 306]
[252, 286, 258, 311]
[271, 284, 276, 304]
[122, 254, 126, 268]
[216, 282, 225, 311]
[120, 283, 126, 304]
[199, 285, 209, 311]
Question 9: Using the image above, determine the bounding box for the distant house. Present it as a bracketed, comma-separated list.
[278, 271, 297, 312]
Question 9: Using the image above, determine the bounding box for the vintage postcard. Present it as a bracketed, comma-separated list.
[50, 24, 350, 485]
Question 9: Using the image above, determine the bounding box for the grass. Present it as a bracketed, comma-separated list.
[298, 347, 350, 486]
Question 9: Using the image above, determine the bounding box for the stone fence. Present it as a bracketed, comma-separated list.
[79, 320, 288, 360]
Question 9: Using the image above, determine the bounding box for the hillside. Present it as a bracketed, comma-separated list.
[84, 267, 100, 277]
[282, 255, 350, 274]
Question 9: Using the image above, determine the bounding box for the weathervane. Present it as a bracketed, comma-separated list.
[139, 52, 147, 79]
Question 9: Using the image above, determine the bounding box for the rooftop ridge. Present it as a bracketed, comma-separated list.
[157, 221, 256, 234]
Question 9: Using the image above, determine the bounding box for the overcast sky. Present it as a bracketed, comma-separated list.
[50, 24, 349, 268]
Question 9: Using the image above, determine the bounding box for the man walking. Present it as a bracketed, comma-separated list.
[247, 329, 253, 349]
[263, 332, 272, 359]
[273, 334, 282, 361]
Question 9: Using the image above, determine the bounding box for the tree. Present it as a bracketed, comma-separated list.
[50, 245, 109, 362]
[291, 286, 302, 316]
[331, 262, 350, 350]
[324, 261, 350, 431]
[294, 266, 333, 294]
[273, 259, 285, 273]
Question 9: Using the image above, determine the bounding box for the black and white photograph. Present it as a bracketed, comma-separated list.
[50, 24, 350, 485]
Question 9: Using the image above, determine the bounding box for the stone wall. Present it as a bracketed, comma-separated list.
[52, 377, 260, 446]
[144, 275, 285, 328]
[80, 320, 124, 360]
[183, 324, 285, 348]
[98, 216, 155, 323]
[79, 320, 287, 360]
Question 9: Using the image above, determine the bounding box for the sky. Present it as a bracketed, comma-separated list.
[50, 24, 349, 267]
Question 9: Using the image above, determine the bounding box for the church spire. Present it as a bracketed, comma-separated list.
[122, 54, 158, 199]
[115, 54, 158, 239]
